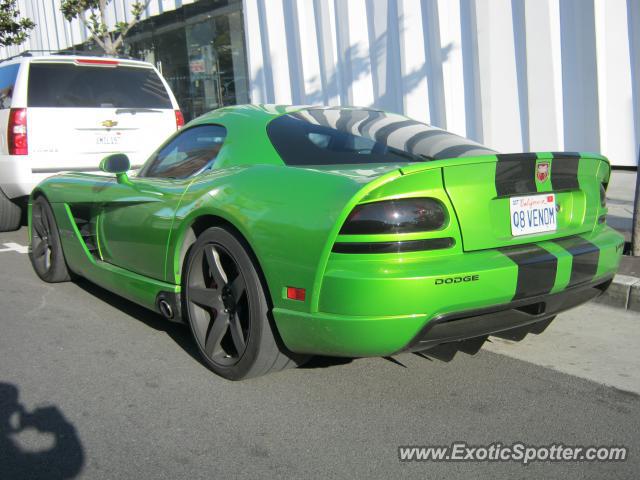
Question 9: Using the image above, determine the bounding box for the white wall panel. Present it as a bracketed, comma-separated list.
[523, 0, 562, 151]
[398, 0, 430, 123]
[295, 0, 322, 104]
[243, 0, 268, 103]
[595, 0, 636, 165]
[437, 0, 475, 139]
[242, 0, 638, 165]
[475, 0, 523, 152]
[345, 0, 374, 106]
[263, 0, 293, 104]
[2, 0, 638, 166]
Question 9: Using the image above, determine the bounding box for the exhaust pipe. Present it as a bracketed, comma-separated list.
[158, 299, 174, 320]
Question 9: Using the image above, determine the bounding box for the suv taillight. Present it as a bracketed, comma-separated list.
[175, 110, 185, 129]
[8, 108, 27, 155]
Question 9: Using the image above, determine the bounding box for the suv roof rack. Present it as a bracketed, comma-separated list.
[1, 49, 136, 63]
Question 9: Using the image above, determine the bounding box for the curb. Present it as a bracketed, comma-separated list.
[593, 273, 640, 312]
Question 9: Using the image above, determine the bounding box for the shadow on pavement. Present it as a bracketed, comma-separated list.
[0, 382, 84, 480]
[300, 356, 354, 369]
[74, 278, 358, 373]
[73, 278, 203, 365]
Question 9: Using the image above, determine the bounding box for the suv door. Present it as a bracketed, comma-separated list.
[96, 125, 226, 281]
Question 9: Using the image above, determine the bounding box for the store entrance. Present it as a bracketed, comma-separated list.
[186, 10, 248, 119]
[124, 1, 249, 122]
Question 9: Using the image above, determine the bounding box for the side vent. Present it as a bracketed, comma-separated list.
[69, 204, 101, 259]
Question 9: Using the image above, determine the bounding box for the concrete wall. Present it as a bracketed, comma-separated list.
[2, 0, 638, 166]
[244, 0, 640, 167]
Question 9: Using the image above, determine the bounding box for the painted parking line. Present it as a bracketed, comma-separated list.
[0, 243, 29, 254]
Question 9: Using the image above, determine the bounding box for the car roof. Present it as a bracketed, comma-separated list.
[192, 104, 387, 127]
[0, 54, 156, 69]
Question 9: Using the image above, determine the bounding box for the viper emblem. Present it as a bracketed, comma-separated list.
[536, 161, 550, 182]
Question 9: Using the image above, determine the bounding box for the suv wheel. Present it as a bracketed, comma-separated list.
[0, 189, 21, 232]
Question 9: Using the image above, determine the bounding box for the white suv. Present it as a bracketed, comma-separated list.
[0, 54, 183, 231]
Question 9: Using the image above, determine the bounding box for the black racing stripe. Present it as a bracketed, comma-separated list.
[499, 244, 558, 300]
[553, 236, 600, 287]
[373, 119, 419, 145]
[405, 130, 449, 155]
[434, 144, 490, 160]
[342, 110, 370, 134]
[550, 151, 581, 158]
[335, 109, 355, 132]
[357, 111, 383, 137]
[550, 153, 580, 191]
[495, 153, 538, 197]
[307, 109, 331, 127]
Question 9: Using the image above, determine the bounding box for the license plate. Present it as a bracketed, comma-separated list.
[96, 133, 121, 145]
[510, 194, 557, 236]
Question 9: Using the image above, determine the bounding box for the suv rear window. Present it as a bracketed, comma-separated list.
[0, 64, 20, 109]
[267, 107, 496, 166]
[27, 63, 172, 108]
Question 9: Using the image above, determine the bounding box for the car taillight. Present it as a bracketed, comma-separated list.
[340, 198, 447, 234]
[175, 110, 185, 129]
[600, 183, 607, 208]
[8, 108, 27, 155]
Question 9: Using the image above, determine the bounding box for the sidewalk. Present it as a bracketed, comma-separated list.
[606, 169, 636, 243]
[601, 169, 639, 311]
[484, 301, 640, 394]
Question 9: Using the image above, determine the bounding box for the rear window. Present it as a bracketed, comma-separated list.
[27, 63, 172, 108]
[0, 64, 20, 109]
[267, 108, 496, 166]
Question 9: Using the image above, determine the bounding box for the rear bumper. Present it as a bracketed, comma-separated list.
[403, 275, 612, 353]
[0, 154, 38, 198]
[273, 226, 624, 357]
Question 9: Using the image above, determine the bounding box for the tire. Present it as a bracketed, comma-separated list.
[183, 226, 307, 380]
[0, 189, 21, 232]
[29, 196, 71, 283]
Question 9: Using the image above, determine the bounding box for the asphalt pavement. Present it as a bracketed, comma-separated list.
[1, 227, 639, 479]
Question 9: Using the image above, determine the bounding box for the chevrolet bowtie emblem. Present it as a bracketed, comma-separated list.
[101, 120, 118, 128]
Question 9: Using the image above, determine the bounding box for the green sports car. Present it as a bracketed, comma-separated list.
[28, 105, 624, 380]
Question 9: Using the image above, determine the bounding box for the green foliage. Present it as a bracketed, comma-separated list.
[0, 0, 35, 47]
[60, 0, 149, 55]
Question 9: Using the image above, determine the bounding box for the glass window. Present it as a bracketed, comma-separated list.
[123, 0, 248, 122]
[0, 64, 20, 109]
[140, 125, 226, 178]
[27, 63, 173, 108]
[267, 108, 497, 166]
[184, 9, 249, 120]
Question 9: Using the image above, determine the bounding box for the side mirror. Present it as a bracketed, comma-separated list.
[99, 153, 131, 184]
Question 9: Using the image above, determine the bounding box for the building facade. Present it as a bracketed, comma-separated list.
[2, 0, 639, 166]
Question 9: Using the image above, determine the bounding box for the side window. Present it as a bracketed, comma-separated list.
[141, 125, 227, 179]
[0, 64, 20, 109]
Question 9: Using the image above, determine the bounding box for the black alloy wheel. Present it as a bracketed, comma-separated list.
[183, 227, 308, 380]
[29, 196, 70, 283]
[186, 242, 250, 366]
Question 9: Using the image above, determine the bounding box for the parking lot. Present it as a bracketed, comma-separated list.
[1, 226, 639, 479]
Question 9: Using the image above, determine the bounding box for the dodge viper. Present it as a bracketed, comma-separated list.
[28, 105, 624, 380]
